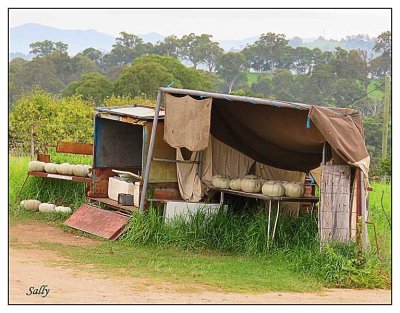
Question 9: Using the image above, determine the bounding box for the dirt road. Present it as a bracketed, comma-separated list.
[9, 222, 391, 304]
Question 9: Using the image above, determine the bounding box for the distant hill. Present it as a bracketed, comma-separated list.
[10, 23, 115, 56]
[9, 23, 378, 60]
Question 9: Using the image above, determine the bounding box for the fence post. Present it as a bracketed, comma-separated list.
[30, 124, 35, 160]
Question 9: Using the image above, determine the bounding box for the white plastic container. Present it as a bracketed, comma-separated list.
[108, 177, 135, 202]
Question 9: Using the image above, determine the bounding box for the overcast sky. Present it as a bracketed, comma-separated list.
[9, 8, 391, 40]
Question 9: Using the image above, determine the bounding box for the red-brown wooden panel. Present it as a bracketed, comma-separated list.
[64, 204, 130, 240]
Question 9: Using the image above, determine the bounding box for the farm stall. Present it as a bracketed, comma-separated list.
[138, 88, 370, 246]
[64, 88, 370, 246]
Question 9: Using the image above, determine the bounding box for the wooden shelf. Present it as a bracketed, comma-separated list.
[88, 197, 138, 213]
[28, 171, 91, 183]
[208, 186, 319, 203]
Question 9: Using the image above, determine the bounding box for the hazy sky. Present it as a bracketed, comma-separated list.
[9, 8, 391, 40]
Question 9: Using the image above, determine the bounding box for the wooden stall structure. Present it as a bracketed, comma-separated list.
[139, 88, 370, 245]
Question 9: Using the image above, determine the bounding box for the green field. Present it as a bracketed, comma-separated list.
[9, 155, 391, 291]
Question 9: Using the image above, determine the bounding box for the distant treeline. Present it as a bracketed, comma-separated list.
[8, 31, 391, 172]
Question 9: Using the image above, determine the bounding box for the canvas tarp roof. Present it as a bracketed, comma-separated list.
[163, 89, 370, 177]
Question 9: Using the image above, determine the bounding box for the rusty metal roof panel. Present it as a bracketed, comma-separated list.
[96, 106, 165, 120]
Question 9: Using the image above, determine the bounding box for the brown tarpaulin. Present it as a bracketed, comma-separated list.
[309, 106, 370, 176]
[164, 93, 212, 151]
[210, 98, 369, 175]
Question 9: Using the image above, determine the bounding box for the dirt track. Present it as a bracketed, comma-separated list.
[9, 222, 391, 304]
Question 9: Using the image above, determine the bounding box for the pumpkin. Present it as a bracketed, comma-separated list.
[284, 183, 304, 197]
[229, 178, 242, 190]
[212, 175, 231, 189]
[28, 161, 45, 172]
[55, 206, 72, 214]
[24, 199, 41, 211]
[39, 203, 56, 213]
[262, 182, 285, 197]
[72, 164, 90, 177]
[44, 162, 58, 173]
[56, 163, 73, 175]
[240, 178, 262, 193]
[84, 165, 92, 177]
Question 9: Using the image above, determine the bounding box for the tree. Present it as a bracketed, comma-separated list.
[248, 33, 289, 73]
[270, 69, 299, 102]
[289, 47, 315, 74]
[371, 31, 391, 77]
[63, 72, 114, 104]
[216, 52, 249, 93]
[154, 35, 181, 57]
[330, 47, 368, 83]
[9, 57, 65, 103]
[80, 47, 103, 65]
[203, 41, 224, 72]
[333, 79, 366, 107]
[298, 64, 337, 104]
[114, 61, 178, 98]
[131, 55, 215, 91]
[9, 89, 94, 153]
[29, 40, 68, 57]
[178, 33, 223, 70]
[104, 32, 151, 66]
[250, 74, 273, 96]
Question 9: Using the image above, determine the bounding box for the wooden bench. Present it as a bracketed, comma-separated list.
[18, 141, 93, 197]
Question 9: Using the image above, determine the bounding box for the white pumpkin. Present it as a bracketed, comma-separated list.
[229, 178, 242, 190]
[44, 162, 58, 173]
[55, 206, 72, 214]
[264, 180, 277, 185]
[262, 182, 285, 197]
[212, 175, 231, 189]
[56, 163, 73, 175]
[23, 199, 41, 211]
[72, 164, 90, 177]
[240, 178, 262, 193]
[284, 183, 304, 197]
[39, 203, 56, 213]
[83, 165, 92, 177]
[28, 161, 45, 172]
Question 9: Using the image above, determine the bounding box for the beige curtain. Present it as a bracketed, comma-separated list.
[176, 148, 204, 202]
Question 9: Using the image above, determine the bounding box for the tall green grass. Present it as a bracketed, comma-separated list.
[121, 195, 391, 288]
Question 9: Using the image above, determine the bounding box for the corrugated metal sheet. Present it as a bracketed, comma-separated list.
[96, 106, 165, 120]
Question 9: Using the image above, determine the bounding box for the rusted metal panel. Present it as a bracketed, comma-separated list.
[87, 168, 114, 198]
[56, 141, 93, 155]
[64, 204, 130, 240]
[152, 184, 181, 201]
[37, 154, 50, 163]
[28, 171, 91, 183]
[143, 121, 177, 183]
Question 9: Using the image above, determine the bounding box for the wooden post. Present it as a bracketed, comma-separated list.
[381, 75, 391, 159]
[30, 124, 35, 160]
[139, 90, 163, 212]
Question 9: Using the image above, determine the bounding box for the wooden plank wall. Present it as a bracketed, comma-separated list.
[319, 165, 351, 242]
